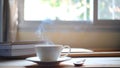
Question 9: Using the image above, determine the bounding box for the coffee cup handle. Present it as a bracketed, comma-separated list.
[61, 45, 71, 57]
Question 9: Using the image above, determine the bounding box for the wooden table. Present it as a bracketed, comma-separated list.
[0, 57, 120, 68]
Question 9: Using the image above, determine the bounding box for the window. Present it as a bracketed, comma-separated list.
[95, 0, 120, 25]
[21, 0, 120, 23]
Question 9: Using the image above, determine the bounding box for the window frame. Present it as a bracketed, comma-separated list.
[18, 0, 120, 28]
[94, 0, 120, 25]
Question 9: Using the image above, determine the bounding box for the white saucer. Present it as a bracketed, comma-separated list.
[26, 56, 71, 65]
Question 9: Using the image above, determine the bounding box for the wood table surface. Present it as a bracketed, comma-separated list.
[0, 57, 120, 68]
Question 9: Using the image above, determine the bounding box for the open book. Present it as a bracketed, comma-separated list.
[62, 48, 94, 53]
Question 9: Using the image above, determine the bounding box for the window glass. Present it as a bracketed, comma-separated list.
[98, 0, 120, 20]
[24, 0, 93, 21]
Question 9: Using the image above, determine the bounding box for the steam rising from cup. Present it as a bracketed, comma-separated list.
[35, 18, 54, 45]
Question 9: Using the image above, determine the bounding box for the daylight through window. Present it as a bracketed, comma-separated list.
[24, 0, 93, 21]
[98, 0, 120, 20]
[24, 0, 120, 22]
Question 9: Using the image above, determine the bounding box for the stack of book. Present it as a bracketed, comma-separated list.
[0, 43, 36, 57]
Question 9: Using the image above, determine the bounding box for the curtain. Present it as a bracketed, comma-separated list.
[2, 0, 18, 43]
[0, 0, 4, 42]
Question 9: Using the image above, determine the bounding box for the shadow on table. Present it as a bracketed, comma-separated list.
[25, 64, 74, 68]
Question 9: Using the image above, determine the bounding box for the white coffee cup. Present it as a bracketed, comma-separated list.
[35, 45, 71, 62]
